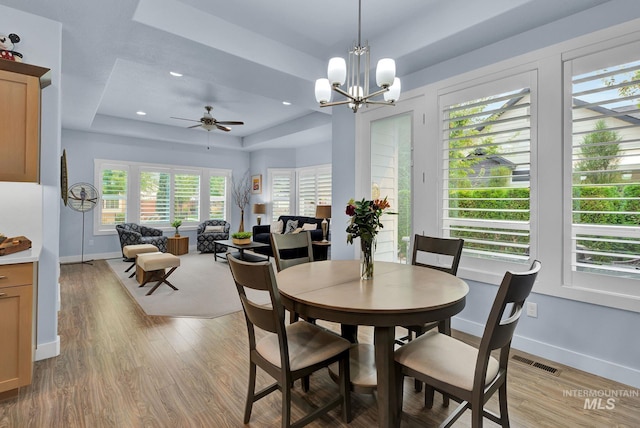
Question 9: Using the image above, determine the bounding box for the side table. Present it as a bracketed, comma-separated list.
[312, 240, 331, 261]
[167, 236, 189, 255]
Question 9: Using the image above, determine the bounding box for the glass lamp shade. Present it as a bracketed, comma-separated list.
[376, 58, 396, 87]
[328, 57, 347, 86]
[315, 78, 332, 103]
[384, 77, 401, 102]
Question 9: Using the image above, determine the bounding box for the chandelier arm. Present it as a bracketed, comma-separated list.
[320, 100, 354, 107]
[333, 86, 357, 101]
[366, 100, 396, 106]
[363, 87, 390, 101]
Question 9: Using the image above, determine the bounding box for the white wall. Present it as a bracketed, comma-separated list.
[0, 5, 63, 361]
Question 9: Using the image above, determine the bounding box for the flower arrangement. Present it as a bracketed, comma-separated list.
[345, 197, 393, 279]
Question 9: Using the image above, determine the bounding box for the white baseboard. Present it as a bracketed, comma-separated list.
[59, 251, 121, 264]
[452, 317, 640, 389]
[35, 335, 60, 361]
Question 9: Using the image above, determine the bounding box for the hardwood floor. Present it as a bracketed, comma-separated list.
[1, 259, 638, 427]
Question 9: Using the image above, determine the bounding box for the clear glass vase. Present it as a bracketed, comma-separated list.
[360, 237, 375, 280]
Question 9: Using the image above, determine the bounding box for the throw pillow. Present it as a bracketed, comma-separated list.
[270, 220, 284, 234]
[204, 225, 224, 233]
[292, 227, 304, 234]
[302, 223, 317, 231]
[284, 219, 299, 234]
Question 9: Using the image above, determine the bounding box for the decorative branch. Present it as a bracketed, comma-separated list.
[231, 170, 252, 211]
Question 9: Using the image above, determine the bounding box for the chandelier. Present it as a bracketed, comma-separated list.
[314, 0, 401, 113]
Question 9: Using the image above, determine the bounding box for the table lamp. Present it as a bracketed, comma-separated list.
[315, 205, 331, 242]
[253, 203, 266, 225]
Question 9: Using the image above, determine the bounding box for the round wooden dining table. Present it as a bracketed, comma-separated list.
[275, 259, 469, 428]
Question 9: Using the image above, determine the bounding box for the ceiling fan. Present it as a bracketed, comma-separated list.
[171, 105, 244, 132]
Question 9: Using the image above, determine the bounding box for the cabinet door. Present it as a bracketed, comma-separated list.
[0, 284, 33, 391]
[0, 69, 40, 182]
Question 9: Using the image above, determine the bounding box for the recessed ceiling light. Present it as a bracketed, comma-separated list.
[282, 101, 291, 106]
[169, 71, 183, 77]
[136, 111, 147, 116]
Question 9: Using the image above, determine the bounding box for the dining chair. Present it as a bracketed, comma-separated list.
[270, 231, 315, 272]
[227, 253, 352, 428]
[394, 260, 541, 428]
[399, 235, 464, 396]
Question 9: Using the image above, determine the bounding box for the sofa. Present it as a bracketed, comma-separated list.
[116, 223, 168, 256]
[252, 215, 328, 259]
[197, 219, 231, 252]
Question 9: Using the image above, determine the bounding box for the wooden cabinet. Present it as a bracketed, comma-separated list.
[0, 61, 50, 183]
[0, 262, 35, 396]
[167, 236, 189, 255]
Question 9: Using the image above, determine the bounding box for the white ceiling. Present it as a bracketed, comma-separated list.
[3, 0, 609, 150]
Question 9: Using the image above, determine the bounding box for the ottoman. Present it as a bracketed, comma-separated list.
[136, 252, 181, 296]
[123, 244, 159, 277]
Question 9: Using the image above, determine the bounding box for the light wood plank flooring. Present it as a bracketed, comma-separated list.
[0, 260, 638, 427]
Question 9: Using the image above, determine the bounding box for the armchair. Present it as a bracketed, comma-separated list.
[197, 219, 230, 253]
[116, 223, 168, 256]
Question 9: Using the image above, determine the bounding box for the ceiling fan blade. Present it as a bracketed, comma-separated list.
[216, 125, 231, 132]
[171, 116, 201, 123]
[215, 121, 244, 125]
[187, 124, 201, 129]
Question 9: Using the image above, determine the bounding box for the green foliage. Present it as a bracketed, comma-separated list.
[231, 231, 252, 239]
[574, 119, 621, 184]
[572, 186, 622, 225]
[171, 220, 182, 229]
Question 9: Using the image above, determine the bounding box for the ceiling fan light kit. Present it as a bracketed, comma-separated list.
[315, 0, 401, 112]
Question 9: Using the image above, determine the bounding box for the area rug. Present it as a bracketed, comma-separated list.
[106, 252, 268, 318]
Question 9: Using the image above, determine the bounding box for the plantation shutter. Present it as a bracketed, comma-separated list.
[100, 165, 127, 226]
[297, 165, 332, 217]
[209, 175, 227, 220]
[140, 170, 170, 224]
[270, 170, 294, 221]
[174, 173, 200, 223]
[569, 52, 640, 279]
[442, 77, 533, 264]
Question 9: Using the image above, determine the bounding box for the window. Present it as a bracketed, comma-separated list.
[174, 172, 200, 223]
[209, 174, 227, 219]
[95, 159, 231, 232]
[99, 164, 128, 226]
[268, 169, 295, 221]
[140, 169, 170, 224]
[297, 165, 331, 217]
[566, 43, 640, 288]
[441, 72, 535, 268]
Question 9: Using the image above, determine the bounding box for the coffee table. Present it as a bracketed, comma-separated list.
[213, 239, 270, 262]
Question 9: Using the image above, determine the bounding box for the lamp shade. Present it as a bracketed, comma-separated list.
[315, 78, 332, 103]
[328, 57, 347, 86]
[315, 205, 331, 219]
[376, 58, 396, 87]
[253, 203, 266, 214]
[384, 77, 401, 102]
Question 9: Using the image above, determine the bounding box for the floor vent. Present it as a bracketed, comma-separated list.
[511, 354, 561, 376]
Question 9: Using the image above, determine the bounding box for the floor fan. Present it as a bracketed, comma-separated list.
[67, 182, 99, 265]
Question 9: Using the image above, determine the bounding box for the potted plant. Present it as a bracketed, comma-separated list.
[171, 220, 182, 237]
[231, 231, 252, 245]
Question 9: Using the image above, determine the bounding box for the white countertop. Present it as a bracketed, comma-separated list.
[0, 247, 41, 265]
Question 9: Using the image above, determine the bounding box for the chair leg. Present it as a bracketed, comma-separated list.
[282, 380, 292, 428]
[244, 362, 257, 424]
[424, 384, 435, 409]
[394, 363, 405, 422]
[499, 381, 510, 427]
